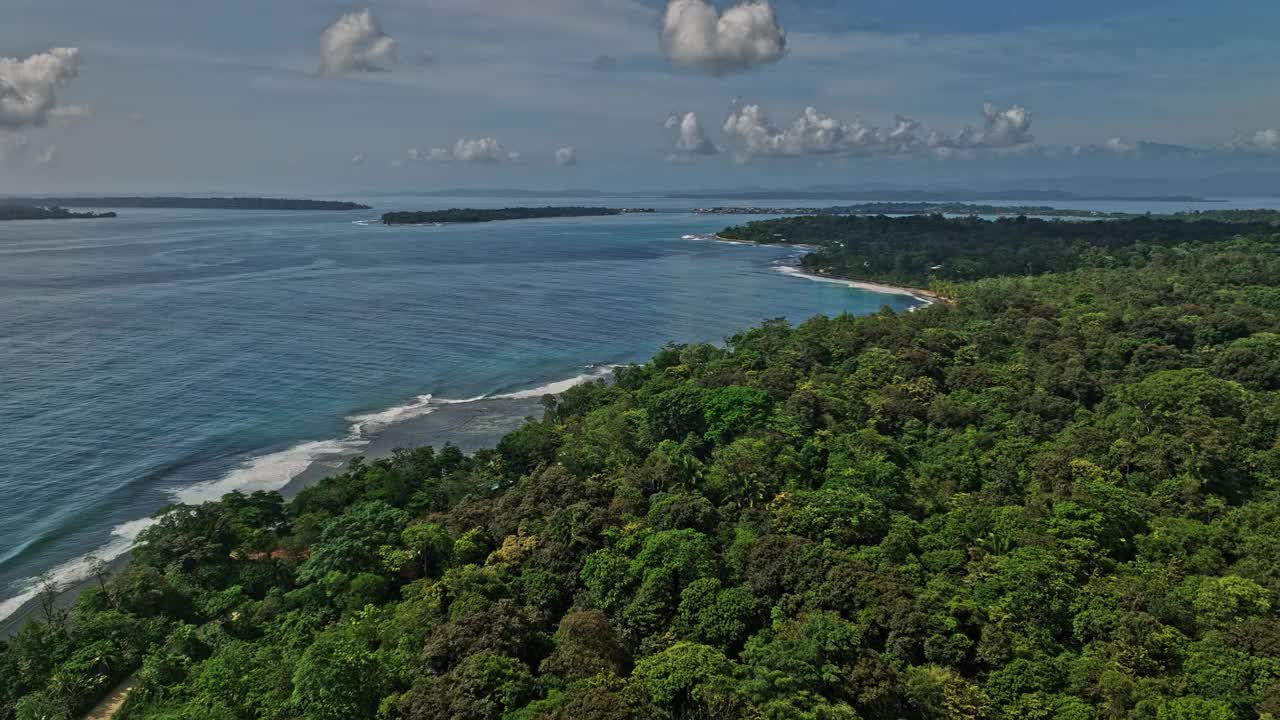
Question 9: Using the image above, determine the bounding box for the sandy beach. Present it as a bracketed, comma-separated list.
[771, 265, 952, 307]
[682, 232, 952, 307]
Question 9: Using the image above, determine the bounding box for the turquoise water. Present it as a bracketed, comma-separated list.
[0, 199, 922, 618]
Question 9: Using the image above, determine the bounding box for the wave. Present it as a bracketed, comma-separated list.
[347, 394, 438, 436]
[0, 518, 155, 623]
[492, 364, 619, 399]
[171, 438, 364, 506]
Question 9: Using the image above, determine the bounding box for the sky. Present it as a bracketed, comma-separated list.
[2, 0, 1280, 195]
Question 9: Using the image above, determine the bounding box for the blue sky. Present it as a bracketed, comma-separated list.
[2, 0, 1279, 194]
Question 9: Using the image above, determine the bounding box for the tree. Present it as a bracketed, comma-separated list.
[540, 610, 631, 682]
[292, 626, 394, 720]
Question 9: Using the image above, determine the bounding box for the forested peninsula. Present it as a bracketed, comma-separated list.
[695, 203, 1118, 218]
[8, 215, 1280, 720]
[381, 207, 653, 225]
[0, 205, 116, 221]
[10, 197, 370, 211]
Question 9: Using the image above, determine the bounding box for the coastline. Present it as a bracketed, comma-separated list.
[772, 266, 953, 307]
[0, 236, 947, 637]
[0, 365, 616, 638]
[683, 233, 952, 308]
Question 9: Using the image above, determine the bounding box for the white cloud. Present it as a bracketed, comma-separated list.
[0, 47, 82, 131]
[661, 0, 786, 75]
[1102, 137, 1138, 154]
[716, 102, 1037, 162]
[555, 146, 578, 166]
[320, 10, 397, 75]
[721, 104, 924, 160]
[351, 153, 366, 165]
[1229, 129, 1280, 153]
[454, 137, 515, 163]
[928, 104, 1034, 152]
[34, 144, 57, 166]
[409, 138, 521, 164]
[665, 111, 717, 159]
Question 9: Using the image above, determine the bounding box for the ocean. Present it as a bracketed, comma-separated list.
[0, 197, 923, 621]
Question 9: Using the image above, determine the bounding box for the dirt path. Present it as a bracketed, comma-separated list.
[83, 677, 134, 720]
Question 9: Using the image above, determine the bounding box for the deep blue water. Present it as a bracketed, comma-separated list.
[0, 199, 923, 618]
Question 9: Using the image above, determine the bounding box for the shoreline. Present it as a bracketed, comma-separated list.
[0, 365, 617, 637]
[683, 233, 952, 307]
[0, 235, 947, 636]
[772, 266, 954, 307]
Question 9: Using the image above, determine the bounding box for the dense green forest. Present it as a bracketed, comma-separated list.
[381, 207, 652, 225]
[6, 216, 1280, 720]
[720, 214, 1280, 287]
[695, 203, 1116, 218]
[9, 198, 369, 211]
[1162, 210, 1280, 225]
[0, 205, 116, 221]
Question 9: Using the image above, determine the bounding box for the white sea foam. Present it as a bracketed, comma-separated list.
[172, 438, 364, 506]
[347, 394, 438, 435]
[493, 364, 619, 399]
[0, 517, 156, 623]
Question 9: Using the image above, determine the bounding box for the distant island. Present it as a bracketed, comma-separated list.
[381, 206, 655, 225]
[0, 205, 117, 221]
[693, 202, 1121, 218]
[9, 197, 370, 211]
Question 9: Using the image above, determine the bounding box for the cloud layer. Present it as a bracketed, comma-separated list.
[661, 0, 786, 75]
[0, 47, 81, 131]
[320, 10, 397, 74]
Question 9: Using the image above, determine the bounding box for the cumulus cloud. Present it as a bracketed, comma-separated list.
[1102, 137, 1139, 155]
[721, 104, 925, 160]
[555, 146, 578, 166]
[320, 9, 397, 74]
[665, 111, 718, 159]
[928, 104, 1034, 153]
[661, 0, 786, 75]
[0, 47, 82, 131]
[409, 138, 521, 164]
[1229, 129, 1280, 153]
[716, 102, 1035, 162]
